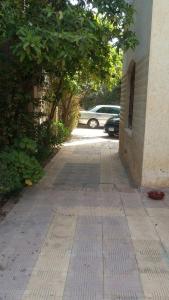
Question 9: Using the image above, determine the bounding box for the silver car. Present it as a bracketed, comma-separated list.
[79, 105, 120, 128]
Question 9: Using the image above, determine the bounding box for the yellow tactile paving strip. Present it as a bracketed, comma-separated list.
[1, 129, 169, 299]
[22, 214, 76, 299]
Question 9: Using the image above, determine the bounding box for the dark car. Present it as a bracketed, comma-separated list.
[104, 117, 120, 137]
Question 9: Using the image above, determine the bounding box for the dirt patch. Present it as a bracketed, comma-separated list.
[0, 195, 20, 222]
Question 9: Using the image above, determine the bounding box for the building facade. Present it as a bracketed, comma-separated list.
[119, 0, 169, 187]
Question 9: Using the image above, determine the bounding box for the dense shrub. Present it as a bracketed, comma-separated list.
[0, 0, 136, 196]
[0, 138, 43, 195]
[0, 124, 70, 195]
[0, 163, 22, 195]
[53, 121, 70, 144]
[59, 95, 80, 132]
[14, 137, 38, 155]
[36, 121, 70, 162]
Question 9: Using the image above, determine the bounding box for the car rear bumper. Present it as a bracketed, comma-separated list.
[105, 125, 119, 133]
[78, 118, 88, 125]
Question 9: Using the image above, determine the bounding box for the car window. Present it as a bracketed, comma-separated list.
[97, 107, 120, 114]
[96, 107, 108, 113]
[109, 107, 120, 114]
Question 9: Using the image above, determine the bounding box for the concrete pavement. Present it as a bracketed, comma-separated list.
[0, 128, 169, 299]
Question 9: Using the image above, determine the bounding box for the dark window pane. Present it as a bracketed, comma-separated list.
[97, 107, 107, 113]
[104, 108, 114, 113]
[128, 63, 136, 129]
[108, 107, 120, 114]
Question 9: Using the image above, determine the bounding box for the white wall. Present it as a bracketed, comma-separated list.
[119, 0, 153, 185]
[142, 0, 169, 187]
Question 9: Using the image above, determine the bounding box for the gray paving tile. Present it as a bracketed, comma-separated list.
[67, 256, 103, 274]
[55, 163, 100, 186]
[0, 290, 25, 300]
[103, 216, 131, 240]
[63, 296, 103, 300]
[104, 271, 144, 298]
[1, 128, 169, 299]
[121, 192, 144, 208]
[63, 288, 103, 299]
[103, 238, 134, 257]
[76, 216, 103, 225]
[75, 226, 102, 240]
[103, 238, 139, 276]
[72, 239, 102, 257]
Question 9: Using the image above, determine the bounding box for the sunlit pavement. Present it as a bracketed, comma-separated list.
[64, 127, 119, 147]
[1, 128, 169, 299]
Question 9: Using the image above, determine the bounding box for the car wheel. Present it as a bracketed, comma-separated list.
[108, 132, 114, 137]
[108, 131, 119, 138]
[87, 119, 99, 129]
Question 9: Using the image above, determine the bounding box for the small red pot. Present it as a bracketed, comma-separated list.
[148, 191, 165, 200]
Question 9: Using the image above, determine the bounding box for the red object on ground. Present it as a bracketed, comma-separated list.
[148, 191, 165, 200]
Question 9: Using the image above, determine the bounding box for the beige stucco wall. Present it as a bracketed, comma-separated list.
[141, 0, 169, 187]
[120, 0, 169, 187]
[119, 0, 153, 186]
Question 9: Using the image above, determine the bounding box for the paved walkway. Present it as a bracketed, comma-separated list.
[1, 128, 169, 300]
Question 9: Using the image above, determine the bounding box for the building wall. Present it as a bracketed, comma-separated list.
[141, 0, 169, 187]
[119, 0, 153, 186]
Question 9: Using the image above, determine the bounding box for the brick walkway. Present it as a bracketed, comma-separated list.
[0, 128, 169, 299]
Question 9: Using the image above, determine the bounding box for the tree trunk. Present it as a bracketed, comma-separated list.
[48, 77, 63, 121]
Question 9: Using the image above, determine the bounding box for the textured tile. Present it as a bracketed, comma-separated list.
[104, 271, 144, 298]
[1, 128, 169, 299]
[55, 163, 100, 186]
[127, 216, 159, 241]
[120, 192, 144, 208]
[22, 214, 76, 299]
[146, 208, 169, 217]
[103, 216, 131, 240]
[133, 240, 169, 271]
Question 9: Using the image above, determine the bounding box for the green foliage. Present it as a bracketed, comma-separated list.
[53, 121, 70, 144]
[14, 137, 38, 155]
[57, 76, 81, 131]
[81, 84, 121, 110]
[0, 147, 43, 195]
[0, 0, 136, 139]
[59, 94, 80, 131]
[36, 121, 70, 162]
[0, 0, 137, 194]
[0, 163, 22, 195]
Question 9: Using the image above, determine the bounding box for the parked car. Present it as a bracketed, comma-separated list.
[104, 116, 120, 137]
[79, 105, 120, 128]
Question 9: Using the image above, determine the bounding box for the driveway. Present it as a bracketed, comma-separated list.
[0, 128, 169, 299]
